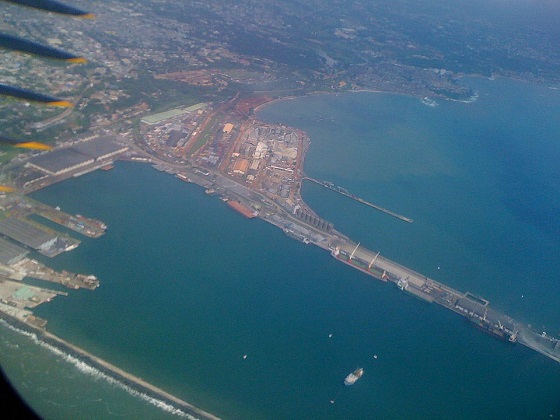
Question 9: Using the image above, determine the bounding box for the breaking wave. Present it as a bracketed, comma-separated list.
[0, 319, 199, 419]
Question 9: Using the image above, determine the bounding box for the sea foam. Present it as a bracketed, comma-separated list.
[0, 319, 198, 419]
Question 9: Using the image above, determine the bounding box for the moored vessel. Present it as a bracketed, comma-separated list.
[227, 201, 257, 218]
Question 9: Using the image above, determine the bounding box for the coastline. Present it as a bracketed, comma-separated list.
[2, 79, 559, 417]
[252, 88, 384, 114]
[253, 85, 479, 119]
[0, 311, 219, 420]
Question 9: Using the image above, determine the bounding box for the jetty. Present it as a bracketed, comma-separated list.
[303, 177, 413, 223]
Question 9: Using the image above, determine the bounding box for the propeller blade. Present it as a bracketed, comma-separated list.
[0, 84, 73, 107]
[0, 33, 87, 62]
[1, 0, 94, 18]
[0, 136, 53, 150]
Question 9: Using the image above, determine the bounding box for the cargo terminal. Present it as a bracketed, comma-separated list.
[20, 136, 128, 190]
[0, 218, 79, 257]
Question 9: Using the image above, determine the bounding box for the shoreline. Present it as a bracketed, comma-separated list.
[253, 73, 498, 116]
[0, 312, 219, 419]
[2, 77, 559, 417]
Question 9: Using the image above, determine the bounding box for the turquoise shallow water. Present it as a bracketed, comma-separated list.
[1, 77, 559, 418]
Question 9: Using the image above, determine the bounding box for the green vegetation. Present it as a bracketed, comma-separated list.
[0, 148, 21, 165]
[189, 115, 220, 155]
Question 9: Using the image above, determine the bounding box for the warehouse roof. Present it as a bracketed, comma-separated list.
[0, 218, 57, 250]
[71, 137, 127, 159]
[27, 148, 92, 174]
[0, 237, 28, 265]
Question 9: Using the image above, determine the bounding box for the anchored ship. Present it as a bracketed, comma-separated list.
[344, 367, 363, 386]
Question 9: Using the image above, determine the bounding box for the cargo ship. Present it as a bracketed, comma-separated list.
[176, 173, 191, 183]
[468, 316, 510, 341]
[344, 367, 363, 386]
[227, 201, 257, 218]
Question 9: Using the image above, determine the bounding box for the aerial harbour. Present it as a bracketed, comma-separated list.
[0, 85, 559, 418]
[5, 91, 559, 365]
[1, 1, 560, 417]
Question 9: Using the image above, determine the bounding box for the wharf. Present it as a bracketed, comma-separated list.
[30, 200, 107, 238]
[330, 240, 560, 363]
[0, 277, 66, 316]
[303, 177, 413, 223]
[14, 258, 99, 290]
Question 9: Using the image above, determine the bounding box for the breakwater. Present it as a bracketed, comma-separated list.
[303, 177, 413, 223]
[0, 311, 219, 420]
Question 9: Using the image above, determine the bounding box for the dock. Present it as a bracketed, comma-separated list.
[14, 258, 99, 290]
[33, 204, 107, 238]
[330, 240, 560, 363]
[304, 177, 413, 223]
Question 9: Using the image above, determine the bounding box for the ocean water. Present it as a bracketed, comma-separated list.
[259, 78, 560, 331]
[1, 77, 559, 418]
[0, 320, 186, 419]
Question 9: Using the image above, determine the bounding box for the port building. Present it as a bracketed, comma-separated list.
[0, 237, 29, 266]
[27, 149, 94, 176]
[455, 297, 517, 334]
[26, 137, 128, 176]
[71, 137, 128, 161]
[0, 218, 57, 253]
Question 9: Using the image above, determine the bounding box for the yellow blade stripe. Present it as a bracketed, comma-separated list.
[47, 100, 74, 107]
[66, 57, 88, 64]
[0, 186, 16, 192]
[15, 141, 53, 150]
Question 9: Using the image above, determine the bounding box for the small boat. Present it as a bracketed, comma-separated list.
[344, 367, 363, 386]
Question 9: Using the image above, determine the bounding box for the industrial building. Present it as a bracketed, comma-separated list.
[71, 137, 128, 161]
[223, 123, 234, 133]
[233, 159, 250, 175]
[26, 137, 128, 176]
[0, 218, 58, 252]
[26, 149, 94, 176]
[0, 237, 29, 266]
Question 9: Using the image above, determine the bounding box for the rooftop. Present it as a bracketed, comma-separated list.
[71, 137, 128, 159]
[27, 149, 93, 174]
[0, 237, 28, 265]
[0, 218, 57, 250]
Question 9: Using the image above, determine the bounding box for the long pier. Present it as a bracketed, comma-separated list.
[303, 177, 413, 223]
[330, 240, 560, 364]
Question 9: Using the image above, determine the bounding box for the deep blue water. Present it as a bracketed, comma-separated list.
[1, 77, 559, 418]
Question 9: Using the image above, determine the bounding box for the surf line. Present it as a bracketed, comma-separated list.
[0, 313, 219, 419]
